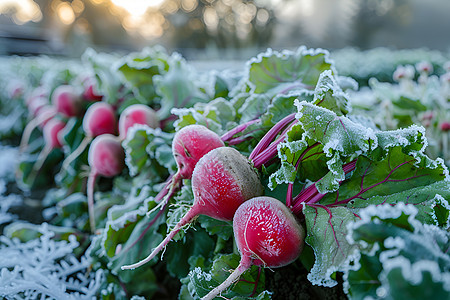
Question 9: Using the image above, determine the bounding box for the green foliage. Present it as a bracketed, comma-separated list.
[1, 46, 450, 300]
[343, 203, 450, 300]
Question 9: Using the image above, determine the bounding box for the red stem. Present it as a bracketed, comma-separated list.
[121, 205, 201, 270]
[87, 171, 98, 233]
[291, 159, 357, 215]
[221, 119, 260, 142]
[248, 113, 296, 161]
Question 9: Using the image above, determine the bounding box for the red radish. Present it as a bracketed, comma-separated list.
[20, 105, 57, 152]
[148, 124, 225, 213]
[203, 196, 305, 300]
[83, 102, 117, 136]
[172, 125, 225, 179]
[83, 81, 103, 102]
[25, 87, 48, 107]
[440, 121, 450, 132]
[43, 118, 65, 149]
[52, 85, 82, 118]
[121, 146, 263, 270]
[26, 118, 66, 187]
[87, 134, 125, 232]
[118, 104, 159, 140]
[61, 102, 117, 172]
[28, 96, 48, 118]
[7, 79, 25, 99]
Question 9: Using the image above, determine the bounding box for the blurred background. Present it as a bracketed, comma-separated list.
[0, 0, 449, 59]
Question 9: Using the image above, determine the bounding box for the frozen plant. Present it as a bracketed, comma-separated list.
[0, 224, 104, 299]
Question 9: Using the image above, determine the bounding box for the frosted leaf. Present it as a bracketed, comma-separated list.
[245, 46, 335, 95]
[268, 162, 296, 190]
[187, 254, 265, 299]
[303, 205, 359, 287]
[0, 194, 22, 226]
[312, 70, 351, 115]
[0, 224, 103, 299]
[123, 125, 175, 176]
[342, 203, 450, 299]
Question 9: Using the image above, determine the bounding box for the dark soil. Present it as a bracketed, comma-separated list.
[266, 262, 347, 300]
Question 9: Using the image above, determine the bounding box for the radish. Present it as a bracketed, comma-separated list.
[25, 86, 47, 107]
[28, 96, 48, 118]
[20, 104, 58, 152]
[118, 104, 159, 140]
[61, 102, 117, 172]
[148, 124, 225, 212]
[87, 134, 125, 232]
[203, 196, 305, 300]
[26, 118, 66, 187]
[83, 80, 103, 102]
[172, 124, 225, 179]
[121, 146, 264, 270]
[51, 85, 82, 118]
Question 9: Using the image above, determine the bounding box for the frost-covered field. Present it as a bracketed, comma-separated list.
[0, 47, 449, 299]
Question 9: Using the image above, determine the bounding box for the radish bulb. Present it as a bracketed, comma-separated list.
[149, 124, 225, 214]
[61, 102, 117, 172]
[87, 134, 125, 232]
[203, 196, 305, 300]
[122, 147, 263, 270]
[118, 104, 159, 140]
[52, 85, 82, 118]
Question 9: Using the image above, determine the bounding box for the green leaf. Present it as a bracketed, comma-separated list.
[172, 98, 234, 133]
[344, 203, 450, 300]
[295, 101, 375, 158]
[116, 46, 170, 104]
[303, 205, 359, 287]
[101, 196, 164, 296]
[165, 226, 215, 278]
[393, 95, 428, 112]
[198, 215, 233, 241]
[247, 47, 334, 94]
[312, 70, 351, 116]
[154, 55, 210, 119]
[260, 91, 313, 128]
[82, 48, 123, 104]
[189, 254, 265, 299]
[122, 126, 175, 176]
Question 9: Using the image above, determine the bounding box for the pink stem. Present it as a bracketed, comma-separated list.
[286, 142, 321, 207]
[87, 171, 98, 233]
[248, 113, 296, 161]
[121, 205, 201, 270]
[252, 120, 299, 169]
[291, 159, 357, 215]
[221, 119, 260, 142]
[201, 257, 252, 300]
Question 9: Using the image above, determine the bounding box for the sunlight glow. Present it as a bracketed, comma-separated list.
[111, 0, 165, 17]
[57, 2, 75, 25]
[0, 0, 42, 24]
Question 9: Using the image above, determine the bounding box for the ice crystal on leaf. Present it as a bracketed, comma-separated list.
[342, 203, 450, 299]
[0, 224, 103, 299]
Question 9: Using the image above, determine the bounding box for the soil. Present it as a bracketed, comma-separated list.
[266, 262, 347, 300]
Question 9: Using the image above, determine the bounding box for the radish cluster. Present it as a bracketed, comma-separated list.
[122, 146, 264, 270]
[19, 81, 163, 232]
[84, 104, 159, 232]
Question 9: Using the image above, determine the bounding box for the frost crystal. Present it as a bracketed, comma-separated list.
[0, 224, 103, 299]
